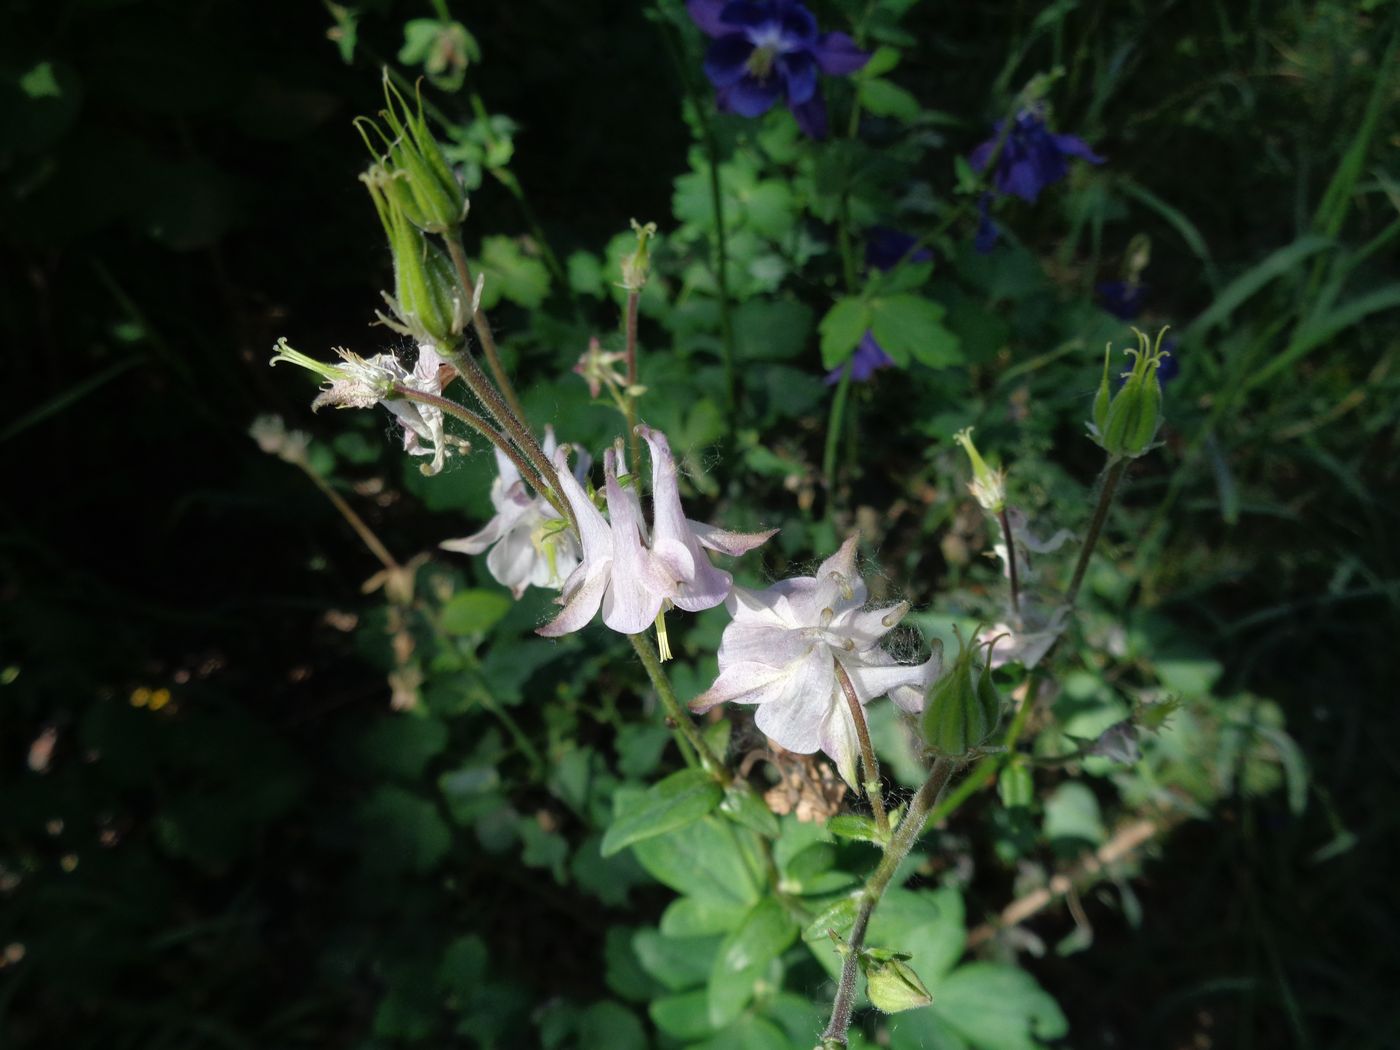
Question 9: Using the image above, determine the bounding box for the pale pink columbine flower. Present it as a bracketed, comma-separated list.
[690, 534, 941, 787]
[440, 427, 586, 598]
[538, 426, 775, 638]
[984, 507, 1075, 668]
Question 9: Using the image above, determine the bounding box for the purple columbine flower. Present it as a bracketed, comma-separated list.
[686, 0, 869, 138]
[823, 227, 931, 385]
[1097, 280, 1149, 321]
[969, 106, 1102, 203]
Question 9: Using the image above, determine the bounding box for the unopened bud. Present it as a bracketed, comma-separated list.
[364, 179, 464, 347]
[619, 219, 657, 292]
[859, 949, 933, 1014]
[920, 626, 1004, 758]
[953, 427, 1006, 513]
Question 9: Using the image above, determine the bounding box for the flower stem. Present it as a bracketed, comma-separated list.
[1064, 457, 1127, 608]
[624, 288, 641, 469]
[444, 234, 531, 423]
[821, 757, 958, 1047]
[997, 505, 1022, 618]
[833, 660, 888, 834]
[390, 383, 570, 526]
[297, 463, 399, 573]
[629, 632, 731, 785]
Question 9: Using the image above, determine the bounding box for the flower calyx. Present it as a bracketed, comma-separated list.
[920, 625, 1005, 759]
[1090, 327, 1171, 460]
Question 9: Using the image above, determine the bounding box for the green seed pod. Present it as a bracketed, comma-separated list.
[1094, 328, 1170, 459]
[921, 628, 1004, 758]
[365, 177, 464, 347]
[356, 73, 468, 234]
[861, 951, 933, 1014]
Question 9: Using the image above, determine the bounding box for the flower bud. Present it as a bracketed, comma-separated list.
[619, 218, 657, 292]
[1090, 328, 1171, 460]
[355, 72, 468, 234]
[998, 756, 1034, 808]
[953, 426, 1006, 513]
[920, 627, 1004, 758]
[364, 178, 465, 347]
[859, 949, 933, 1014]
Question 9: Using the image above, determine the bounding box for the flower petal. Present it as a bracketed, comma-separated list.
[818, 695, 861, 788]
[789, 90, 827, 138]
[840, 649, 940, 714]
[688, 519, 778, 556]
[752, 644, 836, 754]
[716, 621, 813, 671]
[704, 35, 756, 89]
[552, 445, 612, 565]
[811, 30, 868, 75]
[440, 515, 505, 555]
[1052, 132, 1103, 164]
[601, 447, 665, 634]
[686, 0, 732, 37]
[777, 50, 817, 105]
[639, 426, 735, 613]
[728, 72, 783, 117]
[538, 566, 610, 637]
[691, 660, 793, 712]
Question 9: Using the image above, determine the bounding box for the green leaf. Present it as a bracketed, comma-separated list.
[827, 813, 887, 846]
[633, 928, 720, 991]
[439, 589, 511, 635]
[357, 714, 448, 779]
[650, 990, 714, 1039]
[575, 1001, 647, 1050]
[475, 235, 551, 310]
[870, 295, 963, 367]
[691, 1015, 793, 1050]
[719, 783, 780, 838]
[357, 786, 451, 873]
[1042, 782, 1106, 852]
[601, 768, 724, 857]
[860, 46, 902, 78]
[820, 297, 873, 368]
[931, 963, 1068, 1050]
[1186, 235, 1332, 337]
[860, 78, 922, 120]
[660, 896, 751, 938]
[732, 298, 815, 362]
[632, 815, 762, 905]
[709, 898, 798, 1027]
[742, 181, 797, 239]
[567, 250, 606, 298]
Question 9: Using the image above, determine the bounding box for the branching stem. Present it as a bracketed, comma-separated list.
[821, 757, 958, 1047]
[1065, 457, 1127, 607]
[629, 632, 732, 786]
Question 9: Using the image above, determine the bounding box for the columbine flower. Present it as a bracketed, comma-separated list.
[270, 339, 460, 475]
[969, 106, 1102, 204]
[823, 228, 931, 385]
[691, 534, 940, 786]
[687, 0, 869, 139]
[440, 427, 585, 598]
[538, 426, 775, 638]
[1096, 280, 1148, 321]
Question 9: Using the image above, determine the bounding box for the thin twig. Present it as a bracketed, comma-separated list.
[624, 288, 641, 468]
[444, 233, 530, 425]
[299, 466, 399, 573]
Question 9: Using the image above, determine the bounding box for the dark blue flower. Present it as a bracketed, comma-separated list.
[974, 193, 999, 253]
[864, 226, 934, 272]
[969, 107, 1102, 204]
[1157, 338, 1179, 384]
[1097, 280, 1149, 321]
[825, 331, 895, 385]
[687, 0, 869, 139]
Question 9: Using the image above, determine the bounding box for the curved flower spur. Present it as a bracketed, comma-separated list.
[690, 534, 941, 787]
[439, 426, 586, 598]
[537, 426, 776, 642]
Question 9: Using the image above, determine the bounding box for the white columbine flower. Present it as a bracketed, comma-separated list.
[690, 534, 941, 787]
[270, 339, 459, 475]
[538, 426, 775, 638]
[440, 427, 586, 598]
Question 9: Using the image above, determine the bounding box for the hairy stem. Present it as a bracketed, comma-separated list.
[444, 235, 531, 423]
[1065, 457, 1127, 607]
[629, 632, 731, 785]
[624, 288, 641, 468]
[390, 383, 569, 524]
[821, 757, 958, 1047]
[833, 660, 888, 834]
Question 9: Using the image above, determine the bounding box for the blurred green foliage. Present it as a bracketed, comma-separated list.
[3, 0, 1397, 1048]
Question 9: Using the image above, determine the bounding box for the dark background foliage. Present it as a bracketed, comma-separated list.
[3, 1, 1397, 1047]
